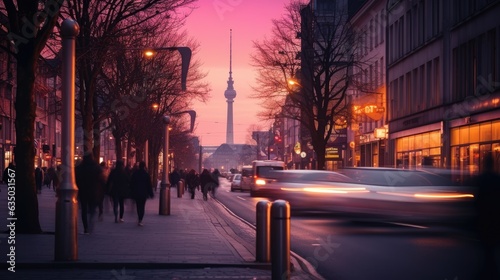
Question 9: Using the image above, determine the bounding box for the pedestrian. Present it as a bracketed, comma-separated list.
[47, 166, 59, 192]
[185, 169, 199, 199]
[130, 161, 154, 226]
[472, 152, 500, 279]
[75, 153, 105, 234]
[42, 167, 51, 189]
[35, 167, 44, 194]
[97, 161, 111, 221]
[107, 160, 131, 223]
[170, 168, 181, 190]
[199, 169, 216, 201]
[210, 169, 221, 198]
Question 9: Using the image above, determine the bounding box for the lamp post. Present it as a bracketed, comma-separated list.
[159, 115, 171, 215]
[55, 19, 79, 261]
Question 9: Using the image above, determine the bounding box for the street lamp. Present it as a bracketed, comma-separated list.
[55, 18, 79, 261]
[159, 115, 171, 215]
[142, 47, 191, 91]
[158, 111, 196, 216]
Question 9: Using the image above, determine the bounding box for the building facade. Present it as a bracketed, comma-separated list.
[350, 0, 388, 168]
[386, 0, 500, 182]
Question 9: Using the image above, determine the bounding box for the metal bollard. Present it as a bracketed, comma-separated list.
[177, 180, 182, 198]
[271, 200, 291, 280]
[256, 200, 271, 263]
[181, 179, 185, 195]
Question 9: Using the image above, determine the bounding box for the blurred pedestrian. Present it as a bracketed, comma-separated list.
[47, 166, 59, 192]
[98, 161, 111, 221]
[185, 169, 199, 199]
[210, 169, 221, 198]
[199, 169, 216, 201]
[473, 152, 500, 279]
[75, 153, 105, 234]
[107, 160, 130, 223]
[35, 167, 44, 194]
[170, 168, 181, 190]
[130, 161, 154, 226]
[42, 167, 51, 189]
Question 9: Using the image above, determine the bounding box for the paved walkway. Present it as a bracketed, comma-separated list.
[0, 182, 322, 280]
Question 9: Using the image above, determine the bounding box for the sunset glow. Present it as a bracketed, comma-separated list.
[183, 0, 291, 146]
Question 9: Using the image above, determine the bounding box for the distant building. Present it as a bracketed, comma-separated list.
[203, 144, 256, 172]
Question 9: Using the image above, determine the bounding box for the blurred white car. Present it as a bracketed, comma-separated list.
[262, 168, 475, 225]
[230, 174, 243, 192]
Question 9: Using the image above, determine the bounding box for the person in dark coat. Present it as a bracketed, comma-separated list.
[75, 153, 105, 234]
[35, 167, 44, 194]
[170, 168, 181, 190]
[106, 160, 130, 223]
[130, 161, 154, 226]
[210, 169, 221, 198]
[199, 169, 216, 201]
[473, 152, 500, 279]
[185, 169, 199, 199]
[47, 167, 59, 191]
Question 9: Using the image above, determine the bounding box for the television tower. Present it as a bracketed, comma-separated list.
[224, 29, 236, 144]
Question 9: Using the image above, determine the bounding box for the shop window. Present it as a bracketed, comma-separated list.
[451, 128, 459, 146]
[492, 121, 500, 141]
[480, 122, 492, 142]
[470, 124, 479, 143]
[459, 127, 469, 144]
[422, 132, 430, 148]
[430, 131, 440, 147]
[408, 135, 415, 150]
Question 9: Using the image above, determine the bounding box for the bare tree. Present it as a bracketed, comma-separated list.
[0, 0, 64, 233]
[251, 1, 362, 170]
[62, 0, 197, 160]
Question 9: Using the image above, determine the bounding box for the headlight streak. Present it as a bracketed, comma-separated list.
[280, 187, 368, 194]
[277, 183, 474, 199]
[377, 191, 474, 199]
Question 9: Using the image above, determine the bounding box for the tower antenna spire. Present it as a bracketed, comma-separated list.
[229, 28, 232, 78]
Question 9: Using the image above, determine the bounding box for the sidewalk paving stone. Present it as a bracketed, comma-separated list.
[0, 183, 322, 280]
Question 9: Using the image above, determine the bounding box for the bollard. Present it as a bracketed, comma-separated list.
[181, 179, 185, 195]
[177, 180, 182, 198]
[256, 200, 271, 263]
[271, 200, 291, 280]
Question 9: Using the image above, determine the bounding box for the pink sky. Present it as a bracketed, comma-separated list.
[182, 0, 290, 146]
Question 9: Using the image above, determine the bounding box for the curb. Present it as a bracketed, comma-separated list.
[0, 262, 271, 270]
[213, 197, 325, 280]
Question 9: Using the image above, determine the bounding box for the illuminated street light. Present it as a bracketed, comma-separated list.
[140, 47, 192, 91]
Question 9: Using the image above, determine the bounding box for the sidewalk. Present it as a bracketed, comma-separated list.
[0, 183, 322, 279]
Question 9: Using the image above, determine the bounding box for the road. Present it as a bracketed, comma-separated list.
[217, 178, 485, 280]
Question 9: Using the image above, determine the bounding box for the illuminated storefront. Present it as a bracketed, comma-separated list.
[450, 120, 500, 183]
[394, 130, 441, 169]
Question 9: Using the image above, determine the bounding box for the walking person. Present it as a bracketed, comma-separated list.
[75, 153, 105, 234]
[472, 152, 500, 280]
[199, 169, 216, 201]
[210, 169, 221, 198]
[47, 166, 59, 192]
[35, 167, 44, 194]
[185, 169, 199, 199]
[130, 161, 154, 226]
[170, 168, 181, 190]
[107, 160, 130, 223]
